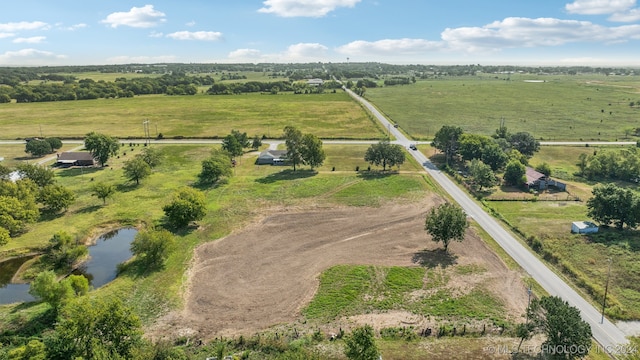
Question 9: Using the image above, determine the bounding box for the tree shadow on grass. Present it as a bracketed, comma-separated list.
[587, 228, 640, 252]
[55, 167, 102, 178]
[6, 304, 57, 337]
[75, 204, 102, 214]
[115, 182, 139, 193]
[255, 169, 317, 184]
[357, 170, 398, 180]
[412, 248, 458, 269]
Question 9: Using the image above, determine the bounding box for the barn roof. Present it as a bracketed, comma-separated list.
[57, 152, 95, 163]
[525, 167, 546, 184]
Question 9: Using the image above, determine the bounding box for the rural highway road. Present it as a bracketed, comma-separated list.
[343, 88, 631, 355]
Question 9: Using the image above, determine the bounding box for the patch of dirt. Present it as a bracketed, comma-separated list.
[147, 195, 529, 341]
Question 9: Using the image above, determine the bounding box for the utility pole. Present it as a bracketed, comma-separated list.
[143, 119, 150, 145]
[601, 258, 612, 324]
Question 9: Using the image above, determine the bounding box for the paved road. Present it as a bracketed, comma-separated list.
[343, 88, 631, 355]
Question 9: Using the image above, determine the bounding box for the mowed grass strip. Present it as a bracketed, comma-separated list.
[365, 74, 640, 141]
[0, 92, 380, 140]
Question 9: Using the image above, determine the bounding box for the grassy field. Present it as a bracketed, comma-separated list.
[0, 92, 382, 140]
[365, 74, 640, 141]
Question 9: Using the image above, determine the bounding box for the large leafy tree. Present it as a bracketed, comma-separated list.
[526, 296, 592, 359]
[509, 131, 540, 157]
[504, 159, 526, 186]
[221, 133, 244, 158]
[459, 134, 492, 161]
[364, 140, 406, 171]
[283, 125, 304, 171]
[481, 142, 509, 171]
[0, 227, 9, 246]
[16, 163, 55, 187]
[25, 139, 52, 157]
[138, 146, 162, 168]
[47, 297, 142, 359]
[38, 184, 75, 213]
[122, 157, 152, 185]
[231, 129, 251, 148]
[587, 183, 640, 229]
[344, 325, 380, 360]
[44, 231, 88, 270]
[468, 159, 497, 190]
[300, 133, 326, 169]
[131, 229, 175, 269]
[424, 203, 468, 252]
[163, 187, 207, 228]
[432, 125, 463, 165]
[45, 137, 63, 152]
[198, 151, 233, 185]
[84, 131, 120, 167]
[29, 270, 88, 310]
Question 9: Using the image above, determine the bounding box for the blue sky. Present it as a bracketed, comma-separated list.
[1, 0, 640, 66]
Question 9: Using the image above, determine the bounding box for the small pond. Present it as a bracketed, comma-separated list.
[0, 227, 137, 305]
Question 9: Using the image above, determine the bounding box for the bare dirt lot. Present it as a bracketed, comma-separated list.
[150, 196, 528, 341]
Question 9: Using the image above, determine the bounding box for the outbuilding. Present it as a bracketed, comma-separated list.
[256, 150, 287, 165]
[56, 152, 96, 167]
[571, 221, 599, 234]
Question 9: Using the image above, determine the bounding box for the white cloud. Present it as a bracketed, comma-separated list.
[101, 5, 166, 28]
[166, 31, 223, 41]
[337, 38, 443, 56]
[13, 36, 46, 44]
[0, 21, 49, 32]
[0, 48, 66, 65]
[609, 7, 640, 21]
[186, 21, 196, 27]
[67, 23, 88, 31]
[565, 0, 635, 14]
[283, 43, 328, 58]
[258, 0, 361, 17]
[441, 17, 640, 52]
[105, 55, 178, 64]
[228, 48, 263, 60]
[0, 33, 15, 39]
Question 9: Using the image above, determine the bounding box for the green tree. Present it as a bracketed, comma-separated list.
[432, 125, 463, 165]
[6, 339, 46, 360]
[131, 229, 175, 269]
[38, 184, 75, 213]
[221, 134, 244, 158]
[504, 159, 526, 186]
[123, 157, 152, 185]
[424, 203, 468, 252]
[84, 131, 120, 167]
[527, 296, 592, 359]
[45, 137, 63, 152]
[0, 226, 9, 246]
[459, 134, 492, 161]
[25, 139, 52, 157]
[252, 135, 263, 150]
[91, 182, 116, 205]
[29, 271, 88, 310]
[577, 153, 589, 176]
[468, 159, 497, 190]
[283, 126, 304, 171]
[231, 129, 251, 148]
[163, 187, 207, 228]
[364, 140, 406, 171]
[509, 131, 540, 157]
[15, 163, 55, 187]
[0, 194, 39, 236]
[344, 325, 380, 360]
[300, 133, 326, 169]
[199, 152, 233, 185]
[44, 231, 88, 270]
[481, 142, 509, 171]
[535, 162, 552, 177]
[48, 297, 142, 359]
[138, 146, 162, 168]
[587, 183, 639, 229]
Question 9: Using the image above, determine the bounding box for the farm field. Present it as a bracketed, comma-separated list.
[365, 73, 640, 141]
[0, 91, 382, 140]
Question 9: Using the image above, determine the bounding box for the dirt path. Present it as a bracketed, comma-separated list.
[149, 197, 528, 340]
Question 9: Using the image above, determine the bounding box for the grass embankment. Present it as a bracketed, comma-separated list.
[481, 145, 640, 320]
[0, 91, 381, 140]
[366, 74, 640, 141]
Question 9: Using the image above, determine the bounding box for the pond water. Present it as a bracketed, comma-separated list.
[0, 228, 137, 305]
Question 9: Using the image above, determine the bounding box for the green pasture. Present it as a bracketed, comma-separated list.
[0, 92, 382, 140]
[303, 264, 507, 327]
[365, 74, 640, 141]
[0, 143, 81, 168]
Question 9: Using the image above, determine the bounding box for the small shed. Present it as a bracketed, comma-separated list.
[571, 221, 599, 234]
[56, 152, 96, 167]
[256, 150, 287, 165]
